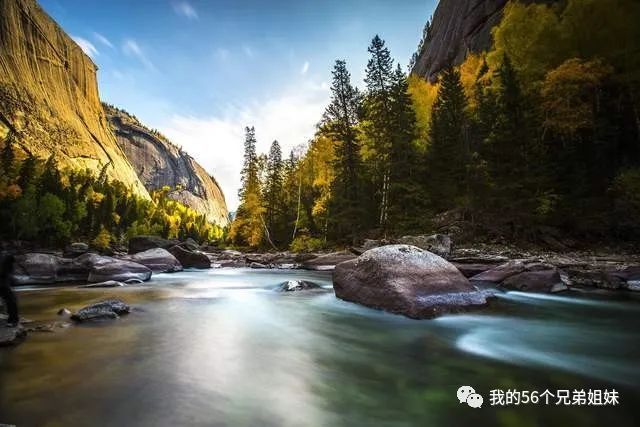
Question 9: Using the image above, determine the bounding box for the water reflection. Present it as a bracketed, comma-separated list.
[1, 269, 639, 426]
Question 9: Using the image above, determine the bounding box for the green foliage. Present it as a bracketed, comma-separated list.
[425, 67, 469, 212]
[610, 168, 640, 235]
[289, 235, 325, 253]
[0, 150, 223, 247]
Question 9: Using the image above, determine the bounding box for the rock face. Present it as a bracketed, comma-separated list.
[333, 245, 491, 319]
[0, 0, 148, 196]
[412, 0, 558, 82]
[105, 105, 229, 227]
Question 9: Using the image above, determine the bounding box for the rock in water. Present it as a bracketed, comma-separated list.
[501, 270, 567, 293]
[126, 248, 183, 273]
[333, 245, 491, 319]
[277, 280, 323, 292]
[80, 254, 152, 283]
[168, 246, 211, 269]
[0, 323, 26, 346]
[71, 299, 131, 322]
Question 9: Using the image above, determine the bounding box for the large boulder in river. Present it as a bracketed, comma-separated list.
[78, 254, 152, 283]
[397, 234, 452, 257]
[125, 248, 182, 273]
[0, 323, 26, 346]
[168, 246, 211, 269]
[128, 235, 180, 254]
[13, 253, 61, 284]
[333, 245, 491, 319]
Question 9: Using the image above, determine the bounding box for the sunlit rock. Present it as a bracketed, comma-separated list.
[333, 245, 491, 319]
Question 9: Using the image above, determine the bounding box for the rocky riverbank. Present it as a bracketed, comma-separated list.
[3, 234, 639, 293]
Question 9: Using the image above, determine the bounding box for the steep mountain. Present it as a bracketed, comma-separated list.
[105, 105, 229, 227]
[412, 0, 558, 81]
[0, 0, 148, 196]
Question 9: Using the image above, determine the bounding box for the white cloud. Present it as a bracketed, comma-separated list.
[172, 1, 198, 20]
[72, 36, 99, 58]
[301, 61, 310, 75]
[160, 80, 330, 210]
[93, 32, 114, 49]
[122, 39, 156, 71]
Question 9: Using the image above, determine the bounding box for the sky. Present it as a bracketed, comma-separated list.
[40, 0, 437, 210]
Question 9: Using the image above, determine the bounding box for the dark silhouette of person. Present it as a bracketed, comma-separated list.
[0, 254, 19, 326]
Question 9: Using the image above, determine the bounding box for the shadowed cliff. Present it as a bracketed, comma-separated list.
[412, 0, 558, 81]
[105, 105, 229, 227]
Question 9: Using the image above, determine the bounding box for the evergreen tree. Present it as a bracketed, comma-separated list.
[485, 55, 541, 230]
[17, 153, 38, 191]
[229, 126, 266, 248]
[264, 140, 284, 243]
[0, 133, 15, 176]
[322, 60, 362, 243]
[363, 35, 395, 231]
[425, 67, 470, 213]
[387, 64, 423, 232]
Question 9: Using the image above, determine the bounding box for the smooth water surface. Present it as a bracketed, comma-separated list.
[1, 269, 639, 426]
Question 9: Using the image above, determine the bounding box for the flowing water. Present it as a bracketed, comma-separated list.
[1, 269, 639, 426]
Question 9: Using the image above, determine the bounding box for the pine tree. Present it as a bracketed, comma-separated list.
[425, 67, 470, 213]
[17, 153, 38, 191]
[363, 35, 395, 231]
[264, 140, 284, 243]
[387, 64, 423, 233]
[485, 55, 540, 229]
[322, 60, 362, 243]
[229, 126, 266, 248]
[0, 133, 16, 177]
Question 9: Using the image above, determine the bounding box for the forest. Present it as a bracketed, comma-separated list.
[0, 137, 224, 248]
[230, 0, 640, 250]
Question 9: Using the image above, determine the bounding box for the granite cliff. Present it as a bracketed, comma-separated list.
[0, 0, 148, 196]
[105, 106, 229, 227]
[412, 0, 558, 81]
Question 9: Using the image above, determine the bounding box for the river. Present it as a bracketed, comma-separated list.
[1, 268, 639, 426]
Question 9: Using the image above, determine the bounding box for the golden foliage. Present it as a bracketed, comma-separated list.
[407, 74, 439, 145]
[541, 58, 613, 136]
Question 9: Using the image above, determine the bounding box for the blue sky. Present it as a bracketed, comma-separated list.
[40, 0, 437, 209]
